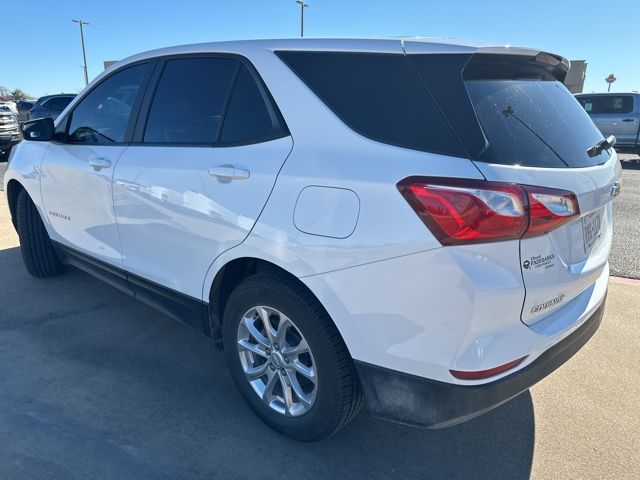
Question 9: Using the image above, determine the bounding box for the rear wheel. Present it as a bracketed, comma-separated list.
[222, 272, 363, 441]
[16, 189, 65, 278]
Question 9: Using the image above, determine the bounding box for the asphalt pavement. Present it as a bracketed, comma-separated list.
[610, 154, 640, 278]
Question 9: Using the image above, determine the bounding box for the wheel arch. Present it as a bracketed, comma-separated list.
[6, 179, 26, 231]
[207, 256, 337, 352]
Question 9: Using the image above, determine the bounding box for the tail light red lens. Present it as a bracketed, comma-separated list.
[397, 177, 580, 245]
[523, 185, 579, 237]
[450, 356, 527, 380]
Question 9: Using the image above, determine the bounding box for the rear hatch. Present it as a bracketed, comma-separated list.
[407, 46, 621, 324]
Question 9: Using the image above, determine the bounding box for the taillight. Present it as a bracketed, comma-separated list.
[397, 177, 580, 245]
[523, 185, 579, 237]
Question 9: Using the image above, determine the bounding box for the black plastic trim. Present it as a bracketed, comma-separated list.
[355, 296, 606, 428]
[53, 241, 209, 336]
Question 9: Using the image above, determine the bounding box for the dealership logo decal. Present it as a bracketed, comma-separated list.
[523, 253, 555, 270]
[531, 294, 565, 314]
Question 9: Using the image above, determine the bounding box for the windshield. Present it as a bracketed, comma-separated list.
[466, 80, 610, 168]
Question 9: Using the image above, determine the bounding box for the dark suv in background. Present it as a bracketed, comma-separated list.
[28, 94, 75, 121]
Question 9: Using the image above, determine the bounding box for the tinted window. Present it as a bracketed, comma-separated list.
[144, 57, 237, 144]
[411, 52, 610, 168]
[600, 96, 633, 114]
[68, 64, 147, 144]
[577, 95, 633, 115]
[220, 65, 286, 144]
[466, 80, 609, 168]
[577, 96, 597, 113]
[44, 96, 73, 112]
[276, 51, 465, 157]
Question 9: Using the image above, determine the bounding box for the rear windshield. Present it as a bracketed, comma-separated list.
[466, 80, 610, 168]
[276, 51, 465, 157]
[409, 53, 611, 168]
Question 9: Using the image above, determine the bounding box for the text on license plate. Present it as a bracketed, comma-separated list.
[582, 210, 602, 252]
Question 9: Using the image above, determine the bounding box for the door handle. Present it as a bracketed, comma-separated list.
[88, 157, 112, 170]
[622, 118, 634, 122]
[208, 166, 250, 180]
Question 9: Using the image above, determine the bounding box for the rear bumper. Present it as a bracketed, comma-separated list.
[355, 295, 606, 428]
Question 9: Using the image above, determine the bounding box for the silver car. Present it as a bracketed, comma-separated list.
[576, 93, 640, 154]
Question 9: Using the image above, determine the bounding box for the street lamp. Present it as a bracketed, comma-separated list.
[72, 19, 90, 86]
[295, 0, 309, 38]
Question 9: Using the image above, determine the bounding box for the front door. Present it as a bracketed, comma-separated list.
[41, 62, 152, 267]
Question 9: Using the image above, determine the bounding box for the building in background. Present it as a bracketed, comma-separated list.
[565, 60, 587, 93]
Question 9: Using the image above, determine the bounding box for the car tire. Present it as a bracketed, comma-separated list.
[16, 189, 65, 278]
[222, 272, 364, 441]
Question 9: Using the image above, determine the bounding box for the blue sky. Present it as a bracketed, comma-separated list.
[4, 0, 639, 97]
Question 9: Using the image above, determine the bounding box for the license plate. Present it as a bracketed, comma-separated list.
[582, 210, 602, 253]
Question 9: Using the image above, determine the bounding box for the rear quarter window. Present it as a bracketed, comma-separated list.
[276, 51, 465, 157]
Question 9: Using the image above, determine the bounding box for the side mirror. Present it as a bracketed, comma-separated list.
[20, 117, 55, 141]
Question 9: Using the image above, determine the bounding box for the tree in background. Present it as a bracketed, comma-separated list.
[10, 89, 29, 100]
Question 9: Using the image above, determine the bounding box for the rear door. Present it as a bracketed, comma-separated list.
[113, 55, 292, 300]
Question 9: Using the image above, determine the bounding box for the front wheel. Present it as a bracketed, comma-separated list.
[16, 189, 65, 278]
[222, 272, 363, 441]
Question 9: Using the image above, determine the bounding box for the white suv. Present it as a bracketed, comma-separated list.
[4, 39, 621, 441]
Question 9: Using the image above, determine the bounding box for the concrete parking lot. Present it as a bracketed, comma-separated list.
[0, 155, 639, 479]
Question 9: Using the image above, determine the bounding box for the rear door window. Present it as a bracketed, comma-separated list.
[276, 51, 465, 157]
[600, 96, 633, 114]
[143, 57, 237, 144]
[219, 64, 288, 145]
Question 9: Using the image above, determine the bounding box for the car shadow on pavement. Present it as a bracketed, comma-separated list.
[0, 245, 535, 480]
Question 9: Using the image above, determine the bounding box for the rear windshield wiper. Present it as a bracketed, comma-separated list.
[502, 106, 569, 167]
[587, 135, 616, 158]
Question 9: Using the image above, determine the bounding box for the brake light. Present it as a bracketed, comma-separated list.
[397, 177, 580, 245]
[524, 186, 579, 237]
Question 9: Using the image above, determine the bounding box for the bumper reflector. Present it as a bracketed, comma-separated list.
[450, 356, 527, 380]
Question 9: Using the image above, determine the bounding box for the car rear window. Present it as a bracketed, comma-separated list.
[410, 53, 611, 168]
[276, 51, 465, 157]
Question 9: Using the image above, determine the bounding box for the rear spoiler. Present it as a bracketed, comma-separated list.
[464, 48, 570, 83]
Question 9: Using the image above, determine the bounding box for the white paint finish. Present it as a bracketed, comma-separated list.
[201, 142, 485, 298]
[113, 137, 292, 298]
[293, 186, 359, 239]
[3, 141, 49, 214]
[302, 246, 608, 384]
[40, 143, 126, 266]
[474, 153, 621, 324]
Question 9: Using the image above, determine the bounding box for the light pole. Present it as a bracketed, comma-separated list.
[72, 19, 90, 86]
[295, 0, 309, 38]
